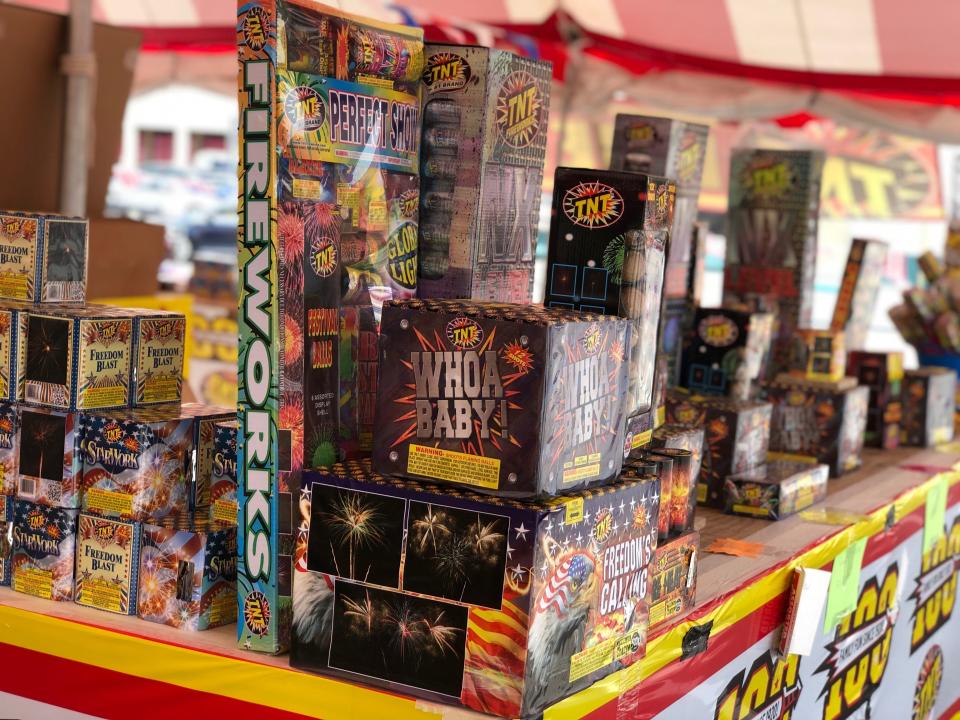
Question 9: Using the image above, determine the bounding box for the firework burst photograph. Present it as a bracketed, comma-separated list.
[26, 315, 70, 385]
[19, 410, 66, 483]
[307, 484, 405, 588]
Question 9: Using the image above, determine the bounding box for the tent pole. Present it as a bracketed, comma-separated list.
[60, 0, 94, 217]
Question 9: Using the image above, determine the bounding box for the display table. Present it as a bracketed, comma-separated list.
[1, 448, 959, 720]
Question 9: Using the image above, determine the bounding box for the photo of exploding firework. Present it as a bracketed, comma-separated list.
[307, 484, 405, 588]
[19, 409, 67, 483]
[404, 502, 508, 609]
[43, 218, 88, 293]
[26, 315, 70, 386]
[328, 581, 468, 697]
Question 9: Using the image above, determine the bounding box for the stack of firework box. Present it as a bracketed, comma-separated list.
[0, 210, 237, 631]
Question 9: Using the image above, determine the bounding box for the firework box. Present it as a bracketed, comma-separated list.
[79, 406, 195, 522]
[418, 45, 552, 303]
[292, 461, 660, 719]
[0, 211, 88, 304]
[659, 296, 693, 389]
[178, 403, 234, 513]
[665, 391, 771, 508]
[649, 530, 698, 630]
[11, 499, 78, 601]
[22, 306, 133, 411]
[678, 307, 773, 399]
[0, 400, 18, 495]
[724, 460, 829, 520]
[0, 495, 12, 585]
[207, 421, 238, 526]
[778, 567, 831, 657]
[373, 299, 633, 497]
[131, 310, 186, 406]
[785, 328, 846, 383]
[16, 406, 82, 508]
[846, 350, 903, 449]
[652, 422, 705, 487]
[766, 379, 870, 477]
[609, 115, 709, 299]
[829, 239, 888, 351]
[0, 304, 20, 401]
[901, 367, 957, 446]
[73, 513, 141, 615]
[138, 517, 237, 630]
[544, 167, 675, 418]
[722, 149, 825, 376]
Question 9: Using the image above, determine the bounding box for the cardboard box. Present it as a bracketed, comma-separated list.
[786, 328, 846, 383]
[544, 167, 675, 417]
[74, 513, 141, 615]
[847, 351, 903, 449]
[901, 367, 957, 446]
[0, 400, 18, 495]
[725, 460, 829, 520]
[418, 45, 552, 303]
[16, 407, 83, 508]
[11, 499, 77, 601]
[131, 311, 186, 406]
[649, 531, 698, 630]
[0, 305, 21, 401]
[86, 219, 164, 299]
[0, 495, 12, 586]
[292, 461, 659, 719]
[609, 115, 709, 299]
[0, 212, 87, 303]
[766, 380, 870, 477]
[652, 422, 705, 488]
[723, 149, 825, 376]
[373, 300, 632, 497]
[208, 421, 238, 526]
[665, 391, 771, 508]
[179, 403, 234, 513]
[830, 239, 888, 351]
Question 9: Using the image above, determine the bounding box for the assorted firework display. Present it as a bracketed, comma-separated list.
[291, 460, 659, 718]
[724, 460, 829, 520]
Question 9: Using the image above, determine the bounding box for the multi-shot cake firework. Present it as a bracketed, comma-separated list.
[830, 239, 888, 350]
[766, 381, 869, 477]
[544, 168, 675, 420]
[292, 460, 660, 718]
[131, 310, 186, 406]
[0, 496, 12, 585]
[0, 211, 88, 303]
[418, 45, 551, 303]
[22, 306, 133, 411]
[627, 453, 673, 542]
[901, 367, 957, 446]
[11, 499, 77, 601]
[785, 328, 846, 383]
[724, 460, 829, 520]
[16, 406, 83, 508]
[847, 351, 903, 448]
[184, 404, 235, 514]
[208, 421, 238, 526]
[665, 390, 771, 508]
[0, 400, 18, 495]
[74, 513, 141, 615]
[649, 531, 698, 630]
[647, 448, 695, 536]
[373, 299, 632, 497]
[138, 517, 237, 630]
[652, 423, 704, 490]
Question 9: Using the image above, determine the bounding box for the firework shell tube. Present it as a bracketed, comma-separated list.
[642, 452, 675, 542]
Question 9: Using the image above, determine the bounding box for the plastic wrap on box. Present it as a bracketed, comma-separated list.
[847, 350, 903, 449]
[0, 212, 88, 304]
[373, 300, 632, 497]
[652, 422, 704, 488]
[16, 407, 83, 508]
[11, 499, 77, 601]
[901, 367, 957, 446]
[74, 513, 141, 615]
[725, 460, 829, 520]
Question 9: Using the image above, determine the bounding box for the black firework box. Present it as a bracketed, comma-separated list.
[901, 367, 957, 446]
[373, 299, 633, 497]
[652, 422, 705, 488]
[609, 115, 709, 299]
[829, 238, 888, 351]
[766, 378, 870, 477]
[722, 149, 825, 376]
[0, 400, 18, 496]
[649, 530, 698, 630]
[678, 307, 773, 399]
[16, 406, 83, 508]
[0, 495, 12, 585]
[207, 421, 238, 526]
[724, 460, 829, 520]
[665, 390, 771, 508]
[74, 513, 142, 615]
[846, 350, 903, 449]
[130, 310, 186, 406]
[544, 167, 675, 422]
[0, 211, 88, 304]
[291, 460, 660, 719]
[418, 45, 552, 303]
[11, 499, 78, 601]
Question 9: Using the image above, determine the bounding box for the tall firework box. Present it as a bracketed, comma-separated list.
[372, 299, 633, 497]
[649, 530, 698, 630]
[238, 0, 425, 651]
[130, 310, 186, 406]
[901, 367, 957, 446]
[766, 379, 870, 477]
[784, 328, 846, 383]
[830, 239, 888, 351]
[652, 423, 704, 489]
[418, 45, 551, 303]
[74, 513, 141, 615]
[544, 167, 675, 423]
[678, 307, 773, 399]
[609, 115, 709, 299]
[291, 461, 660, 719]
[659, 296, 693, 388]
[665, 390, 771, 508]
[179, 403, 235, 513]
[724, 460, 829, 520]
[687, 221, 709, 306]
[11, 499, 78, 601]
[846, 350, 903, 449]
[0, 400, 18, 495]
[0, 495, 12, 585]
[21, 306, 133, 411]
[138, 517, 237, 630]
[16, 406, 82, 508]
[208, 421, 238, 526]
[722, 149, 825, 376]
[79, 406, 194, 522]
[0, 212, 88, 304]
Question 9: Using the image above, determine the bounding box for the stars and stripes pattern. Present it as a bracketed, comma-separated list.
[536, 554, 591, 617]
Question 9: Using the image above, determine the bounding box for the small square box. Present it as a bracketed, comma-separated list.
[787, 329, 846, 383]
[0, 212, 88, 304]
[11, 499, 78, 601]
[649, 531, 698, 630]
[207, 421, 238, 526]
[74, 513, 141, 615]
[725, 461, 829, 520]
[847, 351, 903, 449]
[181, 403, 234, 512]
[132, 311, 186, 406]
[901, 367, 957, 446]
[16, 406, 83, 508]
[0, 495, 12, 586]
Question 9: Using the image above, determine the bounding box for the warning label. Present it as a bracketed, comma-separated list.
[407, 444, 501, 489]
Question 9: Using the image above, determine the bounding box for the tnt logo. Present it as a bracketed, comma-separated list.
[562, 181, 624, 229]
[496, 71, 542, 148]
[243, 7, 268, 51]
[423, 52, 471, 92]
[445, 317, 483, 350]
[94, 521, 116, 542]
[698, 314, 739, 347]
[592, 509, 613, 543]
[913, 645, 943, 720]
[244, 591, 271, 637]
[714, 651, 802, 720]
[284, 85, 326, 132]
[27, 509, 45, 531]
[582, 323, 602, 355]
[745, 160, 793, 200]
[104, 422, 124, 444]
[625, 123, 656, 143]
[310, 236, 337, 278]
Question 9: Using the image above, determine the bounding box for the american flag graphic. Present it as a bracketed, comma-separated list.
[537, 554, 591, 616]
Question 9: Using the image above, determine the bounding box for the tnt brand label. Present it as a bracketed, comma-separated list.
[496, 70, 543, 149]
[562, 182, 624, 229]
[423, 52, 471, 92]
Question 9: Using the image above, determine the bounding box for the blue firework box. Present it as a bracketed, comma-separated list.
[11, 499, 78, 602]
[0, 494, 12, 585]
[206, 421, 237, 526]
[74, 513, 141, 615]
[291, 459, 659, 719]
